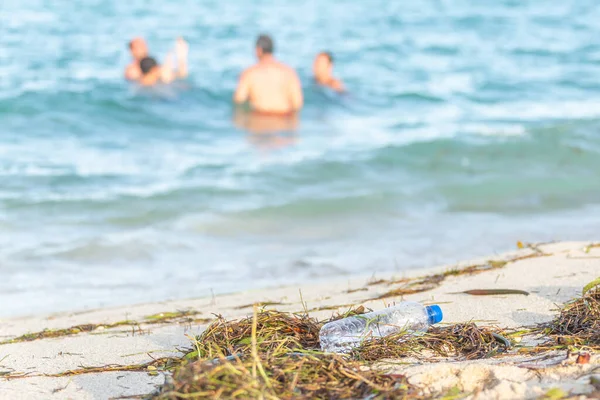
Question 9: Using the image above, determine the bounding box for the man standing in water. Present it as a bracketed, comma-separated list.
[313, 51, 345, 92]
[234, 35, 303, 114]
[125, 37, 149, 81]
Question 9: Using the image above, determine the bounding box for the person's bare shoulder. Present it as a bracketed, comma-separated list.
[281, 62, 296, 74]
[280, 63, 299, 81]
[125, 63, 140, 80]
[234, 66, 259, 103]
[330, 78, 345, 92]
[242, 65, 255, 74]
[239, 65, 260, 81]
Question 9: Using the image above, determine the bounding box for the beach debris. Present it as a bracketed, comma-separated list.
[516, 241, 550, 255]
[146, 286, 600, 400]
[346, 287, 368, 294]
[583, 277, 600, 295]
[0, 310, 208, 345]
[328, 305, 370, 321]
[48, 357, 181, 377]
[234, 301, 290, 310]
[51, 380, 71, 394]
[370, 260, 508, 301]
[144, 311, 201, 322]
[541, 387, 569, 400]
[540, 281, 600, 349]
[154, 307, 415, 399]
[2, 357, 181, 380]
[185, 310, 321, 361]
[367, 278, 390, 286]
[150, 305, 521, 399]
[517, 240, 550, 254]
[367, 252, 548, 302]
[156, 351, 413, 399]
[576, 352, 591, 365]
[320, 302, 443, 353]
[491, 332, 511, 348]
[351, 323, 510, 362]
[306, 303, 356, 313]
[452, 289, 530, 296]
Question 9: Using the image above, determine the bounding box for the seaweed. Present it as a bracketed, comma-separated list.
[2, 357, 181, 380]
[234, 301, 289, 310]
[157, 351, 414, 399]
[306, 303, 356, 313]
[367, 252, 549, 302]
[152, 307, 517, 399]
[1, 310, 209, 345]
[369, 260, 509, 301]
[186, 310, 321, 361]
[351, 323, 511, 362]
[452, 289, 530, 296]
[539, 285, 600, 349]
[154, 308, 415, 399]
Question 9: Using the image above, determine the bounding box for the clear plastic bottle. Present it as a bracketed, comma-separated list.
[319, 302, 443, 353]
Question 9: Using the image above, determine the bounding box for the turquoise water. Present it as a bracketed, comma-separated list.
[2, 0, 600, 317]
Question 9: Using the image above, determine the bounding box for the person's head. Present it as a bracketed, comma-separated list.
[129, 37, 148, 60]
[139, 57, 161, 86]
[255, 34, 274, 60]
[313, 51, 334, 80]
[140, 57, 158, 75]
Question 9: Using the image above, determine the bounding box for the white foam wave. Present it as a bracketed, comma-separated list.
[462, 124, 526, 137]
[0, 164, 66, 177]
[476, 100, 600, 121]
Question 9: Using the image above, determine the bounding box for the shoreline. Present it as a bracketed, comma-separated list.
[0, 240, 543, 325]
[1, 241, 599, 399]
[0, 237, 539, 322]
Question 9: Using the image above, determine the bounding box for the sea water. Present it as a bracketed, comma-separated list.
[2, 0, 600, 316]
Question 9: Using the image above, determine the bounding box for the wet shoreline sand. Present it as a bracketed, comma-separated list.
[0, 241, 599, 399]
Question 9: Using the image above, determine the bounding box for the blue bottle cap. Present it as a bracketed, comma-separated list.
[426, 305, 443, 324]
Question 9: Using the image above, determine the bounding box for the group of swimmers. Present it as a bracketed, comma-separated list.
[125, 37, 189, 86]
[125, 34, 344, 116]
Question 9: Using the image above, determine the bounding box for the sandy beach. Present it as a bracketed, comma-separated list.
[1, 241, 599, 399]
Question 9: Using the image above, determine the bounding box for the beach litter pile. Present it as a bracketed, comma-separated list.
[152, 306, 512, 399]
[152, 278, 600, 399]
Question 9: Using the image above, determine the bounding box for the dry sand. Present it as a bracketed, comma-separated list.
[0, 241, 599, 399]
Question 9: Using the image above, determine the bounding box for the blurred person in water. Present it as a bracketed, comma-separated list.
[138, 37, 189, 86]
[313, 51, 345, 92]
[234, 34, 303, 115]
[233, 106, 299, 135]
[233, 106, 298, 150]
[125, 37, 149, 81]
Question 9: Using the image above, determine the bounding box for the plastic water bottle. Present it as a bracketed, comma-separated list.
[319, 302, 443, 353]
